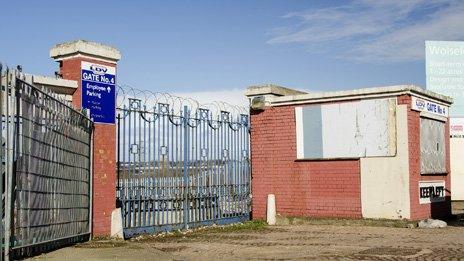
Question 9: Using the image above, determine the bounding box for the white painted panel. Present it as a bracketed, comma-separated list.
[361, 105, 410, 219]
[321, 98, 396, 158]
[296, 98, 396, 159]
[295, 107, 304, 159]
[451, 138, 464, 200]
[321, 102, 359, 158]
[357, 99, 396, 157]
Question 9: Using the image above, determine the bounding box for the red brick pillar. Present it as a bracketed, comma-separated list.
[50, 40, 121, 236]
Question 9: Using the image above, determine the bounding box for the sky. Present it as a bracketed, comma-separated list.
[1, 0, 464, 106]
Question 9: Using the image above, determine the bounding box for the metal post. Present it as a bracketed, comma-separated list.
[182, 106, 189, 229]
[4, 69, 14, 261]
[0, 64, 4, 261]
[88, 120, 94, 238]
[116, 113, 120, 198]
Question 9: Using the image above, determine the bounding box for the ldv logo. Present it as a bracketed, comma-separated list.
[415, 99, 426, 110]
[90, 64, 108, 75]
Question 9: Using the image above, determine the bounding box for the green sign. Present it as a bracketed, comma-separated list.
[426, 41, 464, 117]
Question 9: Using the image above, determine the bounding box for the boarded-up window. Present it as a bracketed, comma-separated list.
[420, 118, 446, 174]
[295, 98, 397, 159]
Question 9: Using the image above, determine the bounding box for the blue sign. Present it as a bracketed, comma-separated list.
[426, 41, 464, 117]
[81, 61, 116, 124]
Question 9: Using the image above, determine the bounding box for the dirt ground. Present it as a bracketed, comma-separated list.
[28, 202, 464, 261]
[30, 219, 464, 261]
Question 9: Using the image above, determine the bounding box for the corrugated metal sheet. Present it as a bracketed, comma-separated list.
[420, 118, 446, 174]
[295, 98, 397, 159]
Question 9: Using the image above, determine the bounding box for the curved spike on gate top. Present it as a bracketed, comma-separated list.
[116, 84, 248, 119]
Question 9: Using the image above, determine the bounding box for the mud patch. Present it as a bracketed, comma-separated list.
[155, 245, 188, 252]
[357, 247, 421, 257]
[205, 234, 259, 240]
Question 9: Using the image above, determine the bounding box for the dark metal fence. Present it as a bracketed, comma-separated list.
[1, 65, 93, 260]
[116, 87, 251, 237]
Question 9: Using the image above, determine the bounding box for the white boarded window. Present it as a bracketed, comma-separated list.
[295, 98, 397, 159]
[420, 118, 446, 174]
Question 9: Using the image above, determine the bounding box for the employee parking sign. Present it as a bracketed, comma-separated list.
[81, 61, 116, 124]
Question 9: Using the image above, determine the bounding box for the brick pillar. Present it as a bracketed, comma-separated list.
[50, 40, 121, 236]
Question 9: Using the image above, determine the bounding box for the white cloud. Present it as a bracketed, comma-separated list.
[173, 89, 248, 108]
[267, 0, 464, 62]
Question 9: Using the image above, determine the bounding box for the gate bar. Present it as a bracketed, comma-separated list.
[4, 69, 13, 261]
[183, 106, 189, 229]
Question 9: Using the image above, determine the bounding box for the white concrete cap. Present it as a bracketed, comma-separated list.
[24, 74, 78, 95]
[246, 84, 308, 97]
[50, 40, 121, 63]
[276, 85, 452, 105]
[248, 84, 453, 107]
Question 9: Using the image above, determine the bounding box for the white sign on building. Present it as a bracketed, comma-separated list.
[419, 180, 445, 204]
[450, 118, 464, 137]
[411, 96, 449, 118]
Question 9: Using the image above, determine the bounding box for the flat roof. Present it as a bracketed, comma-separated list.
[246, 84, 453, 106]
[24, 74, 78, 95]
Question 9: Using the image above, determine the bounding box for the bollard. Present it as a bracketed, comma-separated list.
[267, 194, 276, 225]
[111, 208, 124, 239]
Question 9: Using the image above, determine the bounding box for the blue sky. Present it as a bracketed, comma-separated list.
[1, 0, 463, 106]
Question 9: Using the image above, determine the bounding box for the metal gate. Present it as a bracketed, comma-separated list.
[116, 88, 251, 237]
[1, 65, 93, 259]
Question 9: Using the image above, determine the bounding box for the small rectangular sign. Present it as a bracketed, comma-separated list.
[81, 61, 116, 124]
[419, 180, 445, 204]
[411, 96, 448, 118]
[450, 118, 464, 137]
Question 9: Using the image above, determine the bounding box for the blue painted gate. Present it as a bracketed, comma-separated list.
[116, 88, 251, 237]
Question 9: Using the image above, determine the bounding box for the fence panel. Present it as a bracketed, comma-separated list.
[117, 89, 250, 237]
[1, 65, 93, 259]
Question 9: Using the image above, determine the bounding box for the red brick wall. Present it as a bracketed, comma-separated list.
[299, 160, 361, 218]
[250, 104, 361, 220]
[397, 95, 451, 220]
[59, 57, 117, 236]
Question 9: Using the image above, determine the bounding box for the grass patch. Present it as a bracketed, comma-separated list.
[277, 215, 417, 228]
[75, 240, 127, 248]
[207, 220, 268, 233]
[130, 220, 268, 243]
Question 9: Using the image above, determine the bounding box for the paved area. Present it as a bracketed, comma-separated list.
[31, 221, 464, 261]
